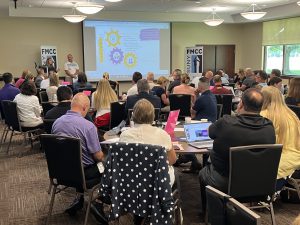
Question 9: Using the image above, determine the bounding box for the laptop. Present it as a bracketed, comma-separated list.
[184, 122, 213, 149]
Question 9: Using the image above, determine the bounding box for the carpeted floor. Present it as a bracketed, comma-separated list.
[0, 130, 299, 225]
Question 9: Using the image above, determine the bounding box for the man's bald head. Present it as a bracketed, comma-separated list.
[71, 93, 90, 117]
[240, 88, 264, 113]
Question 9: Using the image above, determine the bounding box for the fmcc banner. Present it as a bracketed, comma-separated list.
[40, 46, 57, 67]
[185, 46, 203, 77]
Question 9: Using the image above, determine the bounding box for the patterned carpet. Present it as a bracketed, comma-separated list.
[0, 127, 299, 225]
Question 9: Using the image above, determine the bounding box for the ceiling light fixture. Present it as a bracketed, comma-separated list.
[63, 2, 86, 23]
[240, 4, 266, 20]
[297, 1, 300, 6]
[76, 0, 104, 14]
[203, 8, 224, 26]
[105, 0, 122, 2]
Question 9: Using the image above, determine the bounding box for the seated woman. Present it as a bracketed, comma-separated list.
[172, 73, 196, 103]
[73, 72, 92, 93]
[119, 99, 176, 186]
[268, 76, 283, 91]
[285, 78, 300, 106]
[152, 76, 170, 112]
[103, 72, 118, 91]
[15, 69, 30, 89]
[261, 86, 300, 190]
[13, 81, 43, 127]
[91, 79, 118, 128]
[46, 72, 59, 103]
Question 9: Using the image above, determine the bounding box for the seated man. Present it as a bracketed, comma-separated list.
[211, 75, 232, 95]
[198, 88, 276, 217]
[45, 86, 92, 122]
[127, 71, 143, 97]
[125, 79, 161, 118]
[52, 93, 105, 220]
[0, 72, 20, 115]
[167, 69, 182, 95]
[255, 70, 268, 88]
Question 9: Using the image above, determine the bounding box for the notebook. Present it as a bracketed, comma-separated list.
[183, 122, 213, 149]
[164, 110, 180, 140]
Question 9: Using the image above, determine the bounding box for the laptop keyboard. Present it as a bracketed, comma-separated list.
[189, 140, 213, 149]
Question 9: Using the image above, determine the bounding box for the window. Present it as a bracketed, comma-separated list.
[283, 44, 300, 75]
[264, 45, 283, 74]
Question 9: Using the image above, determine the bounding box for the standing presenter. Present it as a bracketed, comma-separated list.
[64, 54, 79, 84]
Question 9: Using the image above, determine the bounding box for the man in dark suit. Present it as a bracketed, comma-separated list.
[125, 79, 161, 118]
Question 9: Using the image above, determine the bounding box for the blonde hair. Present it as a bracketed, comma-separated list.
[49, 73, 59, 87]
[261, 86, 300, 146]
[157, 76, 168, 85]
[287, 78, 300, 99]
[25, 73, 34, 81]
[132, 99, 155, 124]
[103, 72, 110, 80]
[181, 73, 190, 84]
[93, 79, 118, 110]
[293, 214, 300, 225]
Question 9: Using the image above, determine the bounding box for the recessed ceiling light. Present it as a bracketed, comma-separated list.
[105, 0, 123, 2]
[195, 1, 201, 3]
[297, 1, 300, 6]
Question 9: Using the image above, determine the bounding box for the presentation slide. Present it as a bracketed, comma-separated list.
[83, 20, 171, 81]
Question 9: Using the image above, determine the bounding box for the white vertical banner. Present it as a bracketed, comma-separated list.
[185, 46, 203, 78]
[40, 46, 57, 67]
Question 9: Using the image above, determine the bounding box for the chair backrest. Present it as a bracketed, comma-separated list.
[206, 186, 229, 225]
[39, 91, 49, 103]
[215, 94, 233, 116]
[228, 144, 283, 201]
[110, 101, 126, 129]
[169, 94, 191, 117]
[287, 104, 300, 120]
[43, 119, 56, 134]
[41, 102, 55, 116]
[40, 134, 86, 189]
[206, 186, 261, 225]
[1, 100, 21, 131]
[128, 108, 161, 122]
[101, 142, 173, 223]
[217, 104, 223, 120]
[226, 197, 261, 225]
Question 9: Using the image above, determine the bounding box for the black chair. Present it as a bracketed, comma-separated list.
[109, 101, 126, 129]
[215, 94, 233, 116]
[228, 144, 283, 225]
[39, 91, 49, 103]
[1, 100, 42, 154]
[100, 142, 177, 224]
[43, 119, 56, 134]
[284, 171, 300, 201]
[287, 104, 300, 119]
[40, 134, 100, 225]
[206, 186, 261, 225]
[169, 94, 191, 119]
[36, 88, 46, 104]
[217, 104, 223, 120]
[41, 102, 55, 117]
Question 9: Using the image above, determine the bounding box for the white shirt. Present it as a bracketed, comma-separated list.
[127, 84, 138, 96]
[64, 61, 79, 82]
[46, 86, 58, 103]
[191, 75, 202, 88]
[120, 124, 175, 185]
[40, 79, 50, 89]
[13, 94, 43, 127]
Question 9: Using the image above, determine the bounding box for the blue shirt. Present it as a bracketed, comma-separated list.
[0, 83, 20, 112]
[52, 110, 101, 166]
[193, 90, 217, 122]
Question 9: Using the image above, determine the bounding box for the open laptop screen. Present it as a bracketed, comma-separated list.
[184, 122, 212, 142]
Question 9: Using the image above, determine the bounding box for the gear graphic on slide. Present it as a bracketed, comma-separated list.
[110, 48, 124, 64]
[124, 53, 137, 69]
[105, 30, 121, 47]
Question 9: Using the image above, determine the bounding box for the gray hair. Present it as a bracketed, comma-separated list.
[137, 79, 150, 93]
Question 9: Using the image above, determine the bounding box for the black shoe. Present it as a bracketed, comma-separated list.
[181, 168, 199, 174]
[65, 196, 84, 216]
[90, 202, 108, 225]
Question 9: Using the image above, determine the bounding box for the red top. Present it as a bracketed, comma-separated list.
[211, 85, 232, 95]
